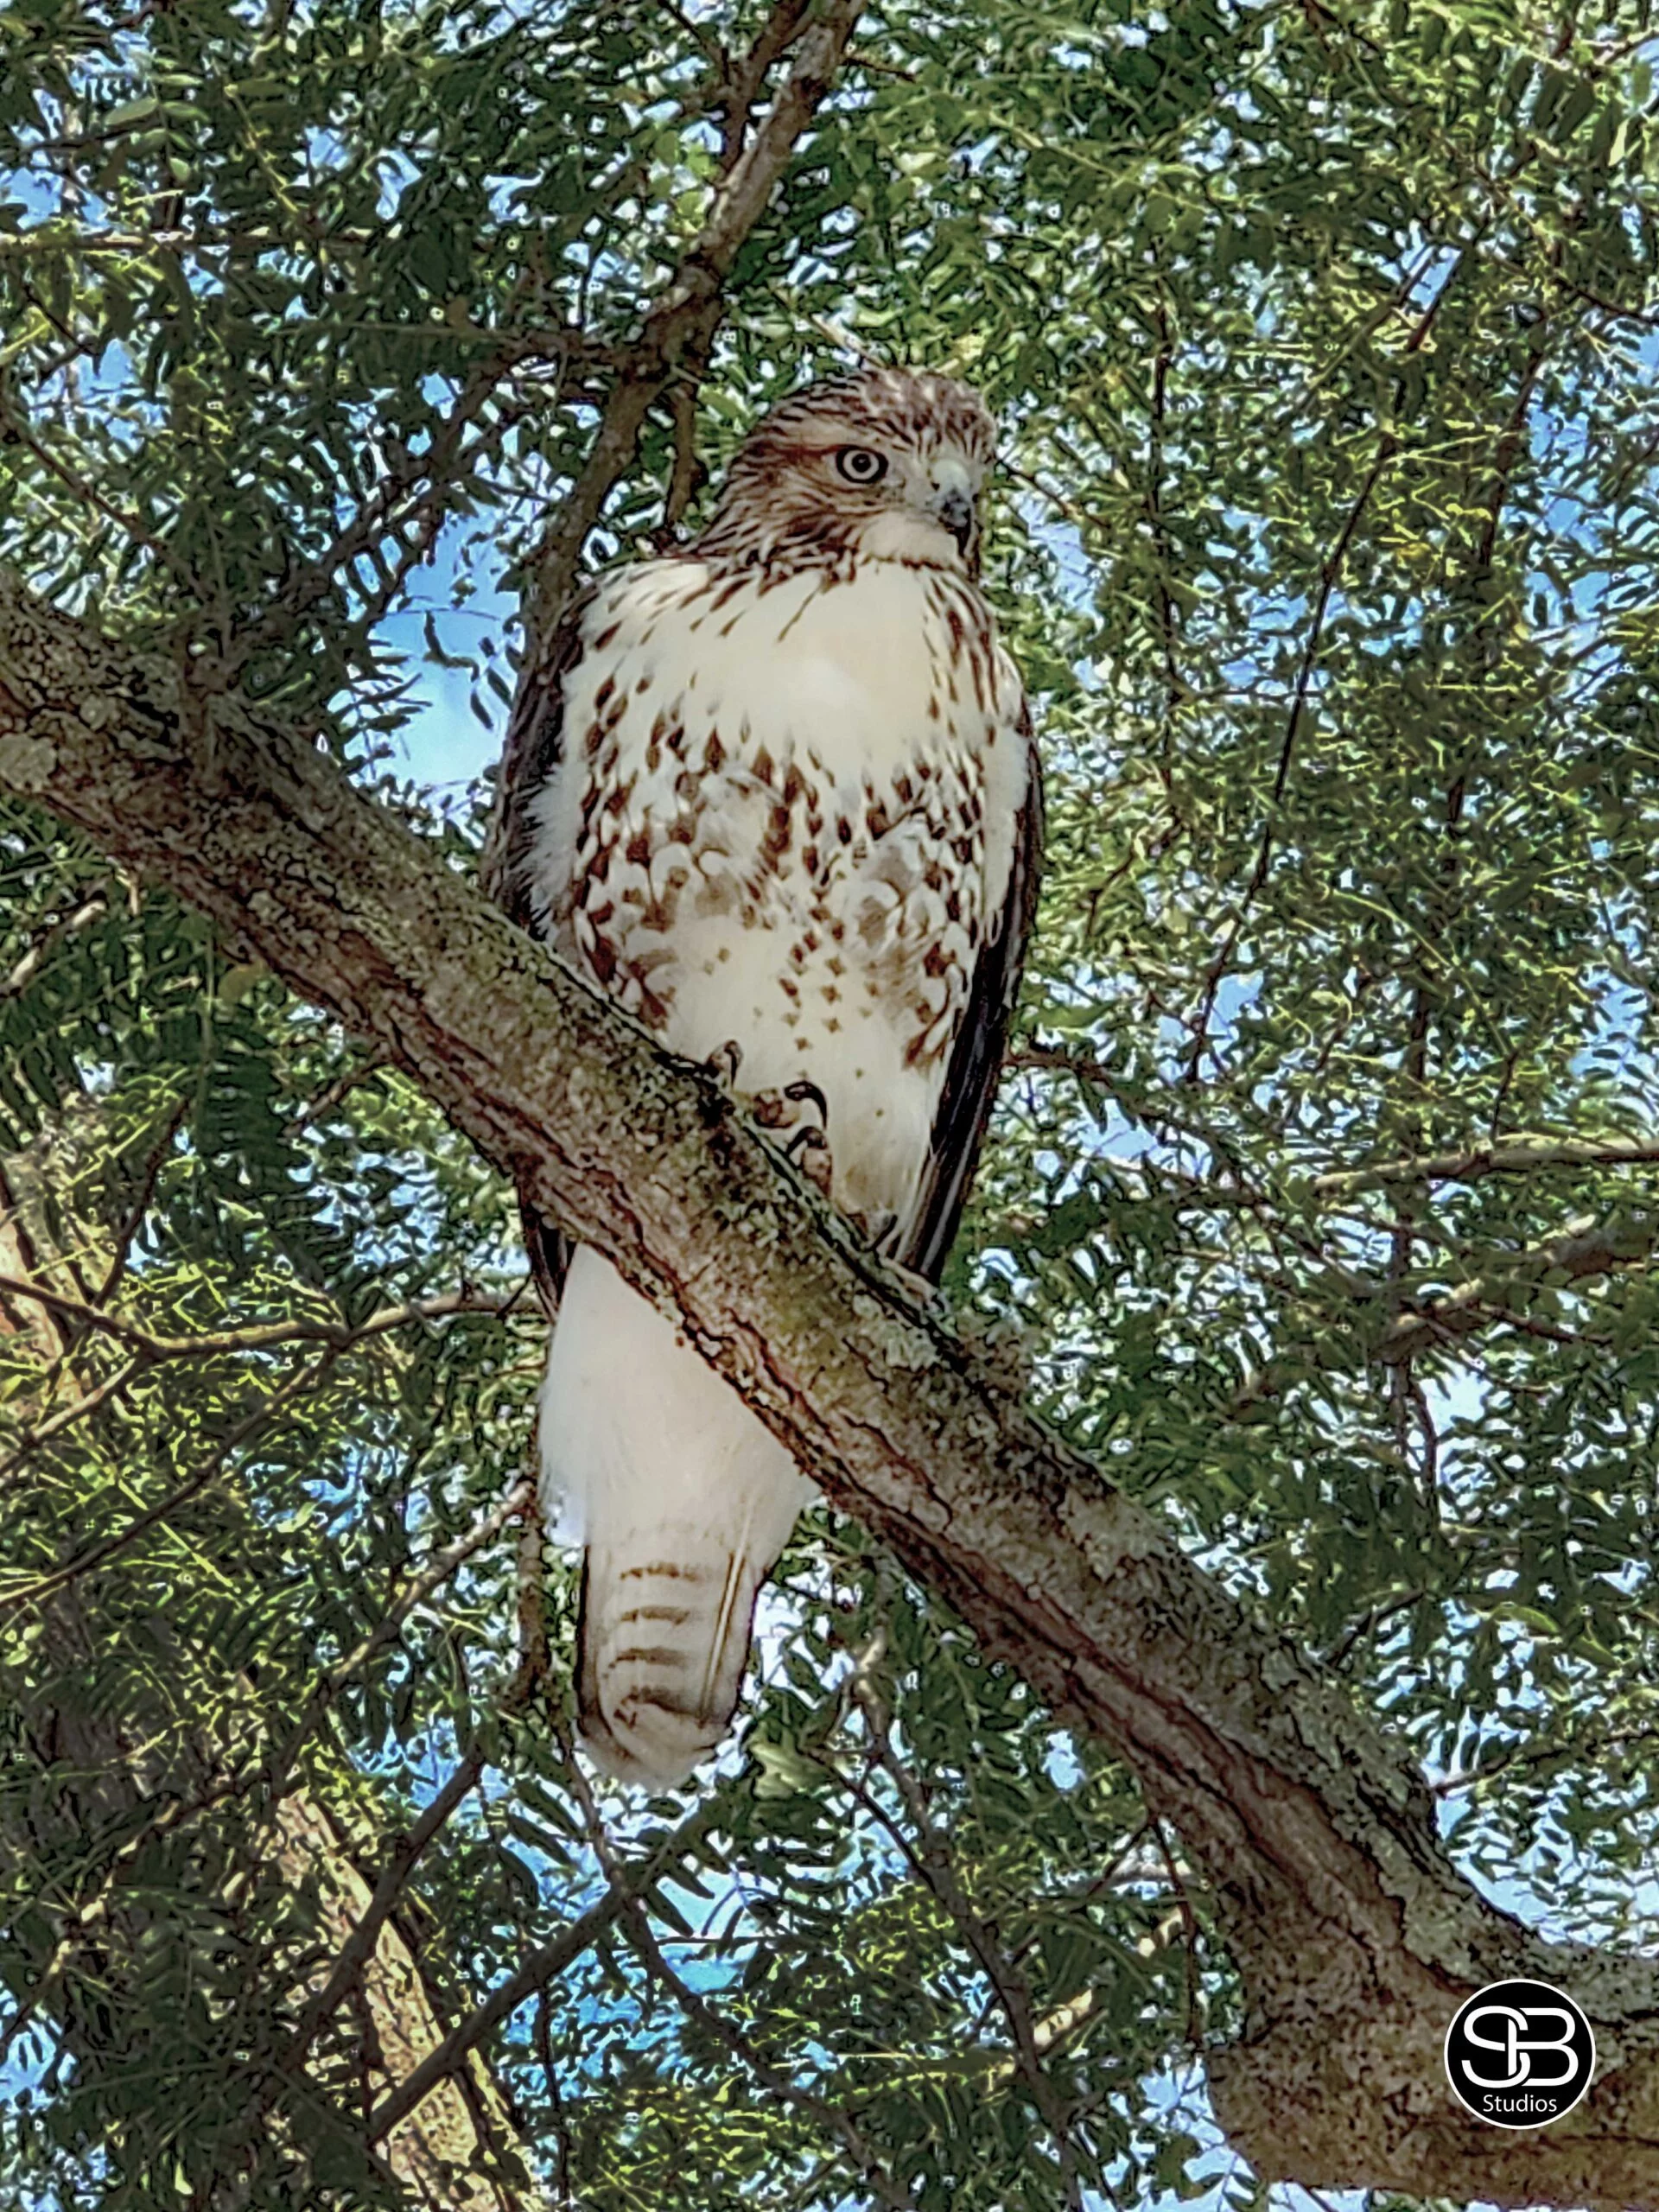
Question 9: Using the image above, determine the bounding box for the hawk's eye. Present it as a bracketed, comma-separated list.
[834, 446, 888, 486]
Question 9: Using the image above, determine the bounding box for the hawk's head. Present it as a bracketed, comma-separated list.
[696, 368, 997, 577]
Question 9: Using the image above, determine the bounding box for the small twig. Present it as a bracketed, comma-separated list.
[0, 386, 195, 593]
[96, 1094, 190, 1306]
[1181, 438, 1394, 1086]
[657, 377, 708, 542]
[1, 882, 109, 999]
[0, 1275, 518, 1363]
[1432, 1721, 1659, 1800]
[1379, 1215, 1657, 1365]
[1014, 1052, 1659, 1211]
[798, 308, 887, 370]
[365, 1795, 722, 2145]
[651, 0, 726, 73]
[847, 1677, 1083, 2209]
[0, 1351, 143, 1484]
[0, 1755, 248, 2068]
[559, 1737, 917, 2210]
[266, 1478, 534, 1799]
[281, 1743, 488, 2074]
[0, 224, 381, 257]
[843, 47, 918, 79]
[1180, 231, 1490, 1089]
[0, 1347, 341, 1614]
[224, 328, 604, 672]
[1079, 1818, 1156, 1902]
[1324, 1588, 1435, 1670]
[1151, 1821, 1204, 2050]
[1313, 1134, 1659, 1195]
[1145, 284, 1190, 793]
[289, 1053, 390, 1131]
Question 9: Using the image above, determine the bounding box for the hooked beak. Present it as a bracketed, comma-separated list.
[925, 457, 982, 570]
[933, 484, 976, 555]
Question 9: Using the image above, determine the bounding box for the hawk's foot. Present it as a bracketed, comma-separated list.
[751, 1078, 834, 1198]
[752, 1077, 829, 1134]
[783, 1122, 835, 1198]
[706, 1038, 745, 1092]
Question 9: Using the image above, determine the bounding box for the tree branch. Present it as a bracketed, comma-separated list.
[1, 1342, 342, 1614]
[512, 0, 864, 639]
[364, 1799, 722, 2145]
[1182, 437, 1394, 1085]
[0, 1121, 535, 2207]
[560, 1739, 916, 2211]
[0, 1274, 519, 1363]
[482, 0, 865, 907]
[1378, 1213, 1658, 1365]
[267, 1478, 535, 1801]
[848, 1675, 1083, 2207]
[282, 1742, 490, 2080]
[1313, 1134, 1659, 1194]
[7, 580, 1659, 2203]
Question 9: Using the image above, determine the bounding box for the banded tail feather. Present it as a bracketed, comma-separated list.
[575, 1541, 771, 1785]
[539, 1246, 812, 1789]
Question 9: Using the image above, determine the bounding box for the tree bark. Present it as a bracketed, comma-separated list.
[4, 575, 1659, 2207]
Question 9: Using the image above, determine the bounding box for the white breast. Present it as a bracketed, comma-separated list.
[523, 554, 1028, 1240]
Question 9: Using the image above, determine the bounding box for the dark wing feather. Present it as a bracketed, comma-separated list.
[483, 587, 596, 927]
[904, 716, 1045, 1284]
[485, 591, 598, 1316]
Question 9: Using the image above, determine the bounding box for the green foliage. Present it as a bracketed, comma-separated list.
[3, 0, 1659, 2203]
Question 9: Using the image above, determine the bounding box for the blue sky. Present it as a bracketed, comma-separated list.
[374, 543, 514, 796]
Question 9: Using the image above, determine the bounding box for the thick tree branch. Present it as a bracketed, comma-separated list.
[6, 583, 1659, 2205]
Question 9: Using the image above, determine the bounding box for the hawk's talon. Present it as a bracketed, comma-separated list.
[781, 1078, 829, 1127]
[784, 1124, 835, 1198]
[861, 1207, 903, 1255]
[748, 1073, 835, 1197]
[751, 1077, 832, 1143]
[706, 1039, 745, 1091]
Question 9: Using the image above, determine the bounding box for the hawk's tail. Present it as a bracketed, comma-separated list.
[575, 1536, 770, 1787]
[538, 1245, 811, 1791]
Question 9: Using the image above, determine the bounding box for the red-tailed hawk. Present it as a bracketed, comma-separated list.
[494, 367, 1042, 1787]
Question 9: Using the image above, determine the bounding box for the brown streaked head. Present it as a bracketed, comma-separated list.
[693, 366, 998, 576]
